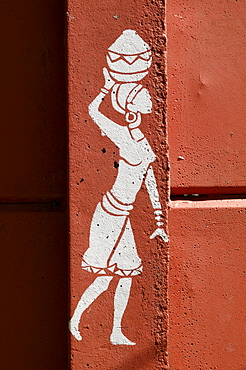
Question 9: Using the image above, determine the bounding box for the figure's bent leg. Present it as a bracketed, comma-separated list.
[69, 276, 113, 341]
[110, 277, 135, 345]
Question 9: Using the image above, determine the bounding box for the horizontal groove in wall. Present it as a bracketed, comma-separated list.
[170, 198, 246, 209]
[171, 186, 246, 196]
[171, 193, 246, 201]
[0, 198, 66, 212]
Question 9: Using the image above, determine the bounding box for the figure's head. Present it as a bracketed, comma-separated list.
[111, 83, 152, 125]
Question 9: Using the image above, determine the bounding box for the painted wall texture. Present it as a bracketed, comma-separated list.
[68, 0, 169, 368]
[0, 1, 68, 369]
[69, 0, 246, 369]
[167, 1, 246, 369]
[1, 0, 245, 369]
[168, 0, 246, 195]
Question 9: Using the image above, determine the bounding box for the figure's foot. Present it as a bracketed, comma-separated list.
[110, 330, 136, 346]
[69, 319, 82, 341]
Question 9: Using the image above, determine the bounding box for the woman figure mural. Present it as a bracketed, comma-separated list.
[69, 30, 168, 346]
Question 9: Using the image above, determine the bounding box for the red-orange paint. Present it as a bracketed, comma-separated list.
[167, 1, 246, 369]
[69, 0, 246, 369]
[167, 0, 246, 195]
[68, 0, 168, 368]
[168, 201, 246, 369]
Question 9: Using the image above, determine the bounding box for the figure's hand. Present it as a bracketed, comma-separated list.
[150, 228, 169, 242]
[102, 67, 115, 90]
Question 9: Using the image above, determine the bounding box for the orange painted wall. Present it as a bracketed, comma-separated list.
[68, 0, 169, 368]
[68, 0, 246, 369]
[168, 201, 246, 369]
[167, 1, 246, 369]
[167, 0, 246, 195]
[2, 0, 244, 369]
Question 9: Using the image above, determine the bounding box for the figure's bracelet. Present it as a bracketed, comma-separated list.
[154, 209, 164, 227]
[101, 87, 110, 94]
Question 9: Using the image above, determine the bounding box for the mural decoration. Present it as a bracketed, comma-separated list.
[70, 29, 168, 346]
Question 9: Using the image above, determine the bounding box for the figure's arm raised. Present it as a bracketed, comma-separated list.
[88, 68, 127, 146]
[145, 166, 169, 243]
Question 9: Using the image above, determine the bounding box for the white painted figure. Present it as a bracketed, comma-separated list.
[70, 30, 168, 346]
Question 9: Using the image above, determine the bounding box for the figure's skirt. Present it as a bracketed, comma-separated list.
[81, 259, 143, 277]
[82, 198, 142, 277]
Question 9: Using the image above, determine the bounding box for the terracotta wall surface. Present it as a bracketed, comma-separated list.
[168, 200, 246, 369]
[0, 1, 68, 369]
[68, 0, 246, 369]
[68, 0, 169, 368]
[167, 0, 246, 195]
[167, 1, 246, 369]
[1, 0, 245, 369]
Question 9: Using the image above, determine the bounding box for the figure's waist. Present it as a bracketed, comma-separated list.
[119, 133, 156, 165]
